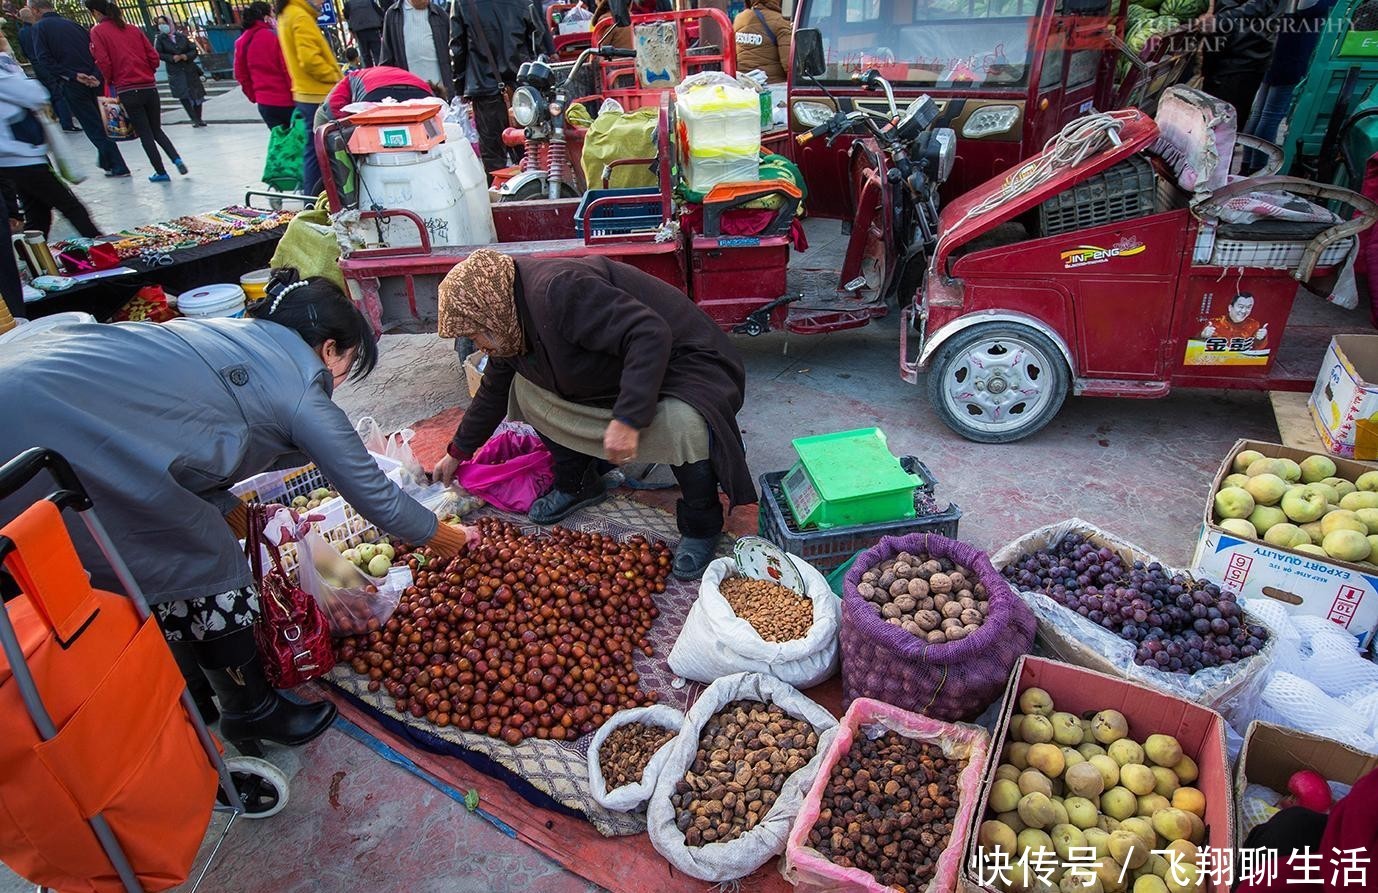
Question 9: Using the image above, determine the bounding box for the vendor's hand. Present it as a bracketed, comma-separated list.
[604, 419, 640, 465]
[433, 452, 460, 485]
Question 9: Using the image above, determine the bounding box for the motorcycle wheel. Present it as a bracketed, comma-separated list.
[498, 179, 580, 202]
[926, 322, 1070, 444]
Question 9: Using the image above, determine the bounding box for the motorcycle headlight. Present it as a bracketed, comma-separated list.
[793, 100, 834, 128]
[932, 127, 956, 184]
[511, 87, 541, 127]
[961, 104, 1019, 138]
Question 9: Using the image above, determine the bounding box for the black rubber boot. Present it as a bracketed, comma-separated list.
[670, 460, 724, 580]
[195, 629, 337, 756]
[528, 463, 608, 525]
[170, 642, 220, 726]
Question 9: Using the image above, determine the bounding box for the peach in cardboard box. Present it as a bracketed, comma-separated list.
[961, 656, 1234, 893]
[1192, 439, 1378, 649]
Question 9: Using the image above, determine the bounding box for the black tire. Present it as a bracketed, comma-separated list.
[925, 322, 1071, 443]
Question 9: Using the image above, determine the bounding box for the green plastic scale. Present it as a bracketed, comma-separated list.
[779, 428, 921, 530]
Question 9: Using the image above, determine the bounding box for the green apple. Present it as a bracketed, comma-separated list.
[1214, 487, 1255, 520]
[1300, 454, 1338, 483]
[1244, 473, 1287, 506]
[1233, 449, 1266, 473]
[1281, 485, 1328, 523]
[1218, 519, 1258, 539]
[1248, 505, 1287, 535]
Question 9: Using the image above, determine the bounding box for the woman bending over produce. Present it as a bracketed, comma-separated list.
[0, 269, 473, 755]
[431, 250, 755, 580]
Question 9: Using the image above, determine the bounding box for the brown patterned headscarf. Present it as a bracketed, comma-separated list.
[437, 249, 524, 356]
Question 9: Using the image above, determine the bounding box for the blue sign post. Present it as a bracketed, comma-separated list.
[317, 0, 337, 25]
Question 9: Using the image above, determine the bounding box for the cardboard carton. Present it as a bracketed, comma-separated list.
[1308, 335, 1378, 460]
[1234, 721, 1378, 848]
[961, 656, 1234, 893]
[1191, 439, 1378, 649]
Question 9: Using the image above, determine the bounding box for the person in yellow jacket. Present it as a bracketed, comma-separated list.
[732, 0, 791, 84]
[275, 0, 341, 194]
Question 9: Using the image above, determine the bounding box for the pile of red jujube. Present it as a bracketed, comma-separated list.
[334, 517, 670, 745]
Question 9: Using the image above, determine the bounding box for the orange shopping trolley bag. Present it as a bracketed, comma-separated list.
[0, 448, 251, 893]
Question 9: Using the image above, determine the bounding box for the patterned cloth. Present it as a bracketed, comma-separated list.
[437, 248, 522, 356]
[155, 585, 260, 641]
[327, 495, 730, 836]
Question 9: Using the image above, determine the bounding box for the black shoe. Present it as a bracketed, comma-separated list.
[62, 126, 82, 133]
[201, 654, 337, 756]
[104, 169, 131, 178]
[528, 473, 607, 525]
[672, 535, 718, 580]
[171, 642, 221, 725]
[192, 120, 208, 128]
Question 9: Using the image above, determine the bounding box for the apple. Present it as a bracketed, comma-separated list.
[1281, 485, 1328, 523]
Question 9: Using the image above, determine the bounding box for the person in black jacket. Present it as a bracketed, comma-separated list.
[154, 15, 207, 127]
[1200, 0, 1285, 125]
[379, 0, 453, 97]
[343, 0, 385, 66]
[450, 0, 547, 172]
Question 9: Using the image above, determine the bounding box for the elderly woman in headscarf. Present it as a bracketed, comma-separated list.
[431, 250, 755, 579]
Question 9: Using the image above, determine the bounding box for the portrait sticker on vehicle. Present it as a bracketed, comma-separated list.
[1182, 290, 1273, 366]
[1059, 236, 1146, 269]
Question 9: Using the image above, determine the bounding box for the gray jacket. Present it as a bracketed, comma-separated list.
[0, 318, 438, 605]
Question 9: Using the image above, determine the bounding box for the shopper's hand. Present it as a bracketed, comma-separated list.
[8, 218, 21, 234]
[604, 419, 640, 465]
[433, 452, 460, 485]
[427, 520, 477, 559]
[76, 73, 99, 87]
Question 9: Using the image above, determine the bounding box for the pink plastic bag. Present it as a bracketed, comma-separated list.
[453, 430, 555, 512]
[782, 697, 990, 893]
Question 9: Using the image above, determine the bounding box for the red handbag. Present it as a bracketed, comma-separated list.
[245, 505, 335, 688]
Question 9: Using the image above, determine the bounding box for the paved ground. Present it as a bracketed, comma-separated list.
[6, 83, 1375, 892]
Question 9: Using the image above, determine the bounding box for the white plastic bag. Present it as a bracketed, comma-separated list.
[646, 672, 839, 882]
[296, 530, 399, 636]
[667, 556, 839, 688]
[356, 416, 424, 486]
[558, 3, 592, 34]
[586, 705, 685, 812]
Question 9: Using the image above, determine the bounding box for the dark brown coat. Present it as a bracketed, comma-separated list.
[451, 256, 755, 506]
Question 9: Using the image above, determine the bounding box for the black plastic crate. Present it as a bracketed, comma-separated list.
[574, 188, 664, 238]
[757, 461, 961, 575]
[1037, 155, 1157, 237]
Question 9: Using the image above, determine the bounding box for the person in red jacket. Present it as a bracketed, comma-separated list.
[85, 0, 185, 181]
[234, 1, 296, 129]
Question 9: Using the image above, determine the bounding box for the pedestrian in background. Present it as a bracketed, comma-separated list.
[732, 0, 791, 84]
[15, 6, 76, 131]
[233, 1, 296, 129]
[1200, 0, 1285, 125]
[0, 31, 100, 238]
[380, 0, 452, 97]
[342, 45, 361, 70]
[450, 0, 542, 172]
[154, 14, 208, 127]
[275, 0, 341, 194]
[26, 0, 130, 177]
[86, 0, 186, 182]
[1242, 0, 1336, 148]
[343, 0, 384, 66]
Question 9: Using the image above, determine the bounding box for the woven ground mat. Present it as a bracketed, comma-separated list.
[325, 495, 728, 837]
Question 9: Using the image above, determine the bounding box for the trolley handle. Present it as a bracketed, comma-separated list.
[0, 448, 92, 513]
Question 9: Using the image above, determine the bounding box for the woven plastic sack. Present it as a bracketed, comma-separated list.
[991, 519, 1277, 730]
[841, 533, 1034, 721]
[782, 698, 990, 893]
[269, 197, 345, 292]
[646, 672, 839, 882]
[587, 705, 685, 812]
[581, 106, 658, 190]
[667, 555, 840, 689]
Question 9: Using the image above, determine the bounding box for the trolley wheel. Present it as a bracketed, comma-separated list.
[220, 756, 290, 819]
[926, 322, 1070, 443]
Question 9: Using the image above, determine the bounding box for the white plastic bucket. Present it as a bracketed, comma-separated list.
[359, 149, 468, 248]
[178, 283, 246, 318]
